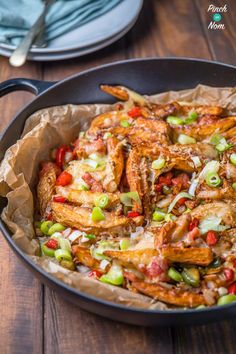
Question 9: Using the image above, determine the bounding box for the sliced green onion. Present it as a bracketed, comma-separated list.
[168, 192, 193, 213]
[99, 261, 124, 286]
[89, 153, 107, 166]
[164, 213, 177, 222]
[199, 160, 220, 181]
[119, 239, 130, 251]
[232, 182, 236, 190]
[191, 156, 202, 168]
[217, 294, 236, 306]
[216, 141, 232, 152]
[230, 153, 236, 166]
[60, 260, 75, 271]
[41, 243, 55, 257]
[83, 159, 99, 169]
[182, 268, 200, 287]
[199, 216, 229, 235]
[120, 120, 131, 128]
[196, 305, 206, 309]
[185, 111, 198, 124]
[91, 206, 105, 222]
[78, 184, 89, 191]
[152, 210, 166, 222]
[48, 223, 65, 236]
[210, 133, 223, 145]
[58, 237, 71, 252]
[120, 191, 141, 207]
[151, 157, 166, 170]
[40, 221, 53, 235]
[54, 249, 72, 262]
[205, 172, 221, 187]
[178, 134, 196, 145]
[94, 194, 109, 209]
[103, 132, 113, 139]
[167, 116, 184, 125]
[85, 233, 96, 240]
[168, 267, 183, 282]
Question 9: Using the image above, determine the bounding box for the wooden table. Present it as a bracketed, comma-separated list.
[0, 1, 235, 353]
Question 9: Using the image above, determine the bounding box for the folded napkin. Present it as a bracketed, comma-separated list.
[0, 0, 121, 46]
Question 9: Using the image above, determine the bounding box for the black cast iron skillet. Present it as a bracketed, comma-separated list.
[1, 58, 236, 326]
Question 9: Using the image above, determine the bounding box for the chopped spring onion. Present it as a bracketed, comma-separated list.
[60, 260, 75, 271]
[40, 221, 53, 235]
[167, 116, 184, 125]
[91, 206, 105, 222]
[198, 160, 220, 182]
[89, 153, 107, 166]
[217, 294, 236, 306]
[191, 156, 202, 168]
[68, 230, 83, 242]
[164, 213, 177, 222]
[210, 134, 232, 152]
[232, 182, 236, 190]
[99, 261, 124, 286]
[178, 134, 196, 145]
[230, 153, 236, 166]
[78, 184, 89, 191]
[85, 233, 96, 240]
[120, 191, 141, 207]
[54, 249, 72, 262]
[199, 216, 229, 235]
[119, 239, 131, 251]
[151, 157, 166, 170]
[168, 267, 183, 282]
[100, 259, 110, 270]
[94, 194, 109, 209]
[103, 132, 113, 139]
[168, 192, 193, 213]
[152, 210, 166, 222]
[83, 159, 98, 169]
[188, 178, 199, 197]
[182, 268, 200, 287]
[120, 120, 131, 128]
[185, 111, 198, 124]
[41, 244, 55, 257]
[48, 223, 65, 236]
[205, 172, 221, 187]
[58, 237, 71, 252]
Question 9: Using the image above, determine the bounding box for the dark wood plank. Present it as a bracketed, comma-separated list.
[44, 289, 173, 354]
[195, 0, 236, 65]
[0, 57, 43, 354]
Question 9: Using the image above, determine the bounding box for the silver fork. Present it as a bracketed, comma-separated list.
[9, 0, 55, 67]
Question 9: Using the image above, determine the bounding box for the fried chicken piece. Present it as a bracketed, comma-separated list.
[132, 281, 207, 307]
[37, 162, 60, 216]
[51, 202, 131, 235]
[151, 101, 181, 119]
[88, 111, 130, 136]
[126, 148, 142, 213]
[103, 137, 124, 192]
[161, 246, 213, 266]
[55, 186, 120, 208]
[180, 105, 223, 116]
[104, 249, 158, 269]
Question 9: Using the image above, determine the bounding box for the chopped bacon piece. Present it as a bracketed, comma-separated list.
[91, 181, 103, 192]
[172, 173, 190, 190]
[82, 172, 103, 192]
[187, 227, 200, 242]
[177, 197, 188, 206]
[88, 270, 102, 278]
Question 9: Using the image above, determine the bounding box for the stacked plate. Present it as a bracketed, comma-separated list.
[0, 0, 143, 61]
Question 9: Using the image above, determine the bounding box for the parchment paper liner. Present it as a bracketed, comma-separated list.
[1, 84, 236, 310]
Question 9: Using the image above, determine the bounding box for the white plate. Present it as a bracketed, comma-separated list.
[0, 6, 141, 61]
[0, 0, 143, 55]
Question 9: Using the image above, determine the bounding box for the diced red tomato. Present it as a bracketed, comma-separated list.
[177, 197, 187, 206]
[45, 239, 58, 250]
[189, 217, 200, 231]
[127, 211, 141, 218]
[56, 145, 72, 168]
[53, 196, 66, 203]
[224, 268, 234, 282]
[228, 282, 236, 295]
[56, 171, 73, 186]
[127, 106, 142, 118]
[172, 173, 190, 190]
[233, 260, 236, 268]
[46, 213, 53, 221]
[206, 230, 218, 246]
[88, 270, 102, 278]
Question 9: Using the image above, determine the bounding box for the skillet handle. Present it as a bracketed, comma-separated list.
[0, 78, 55, 97]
